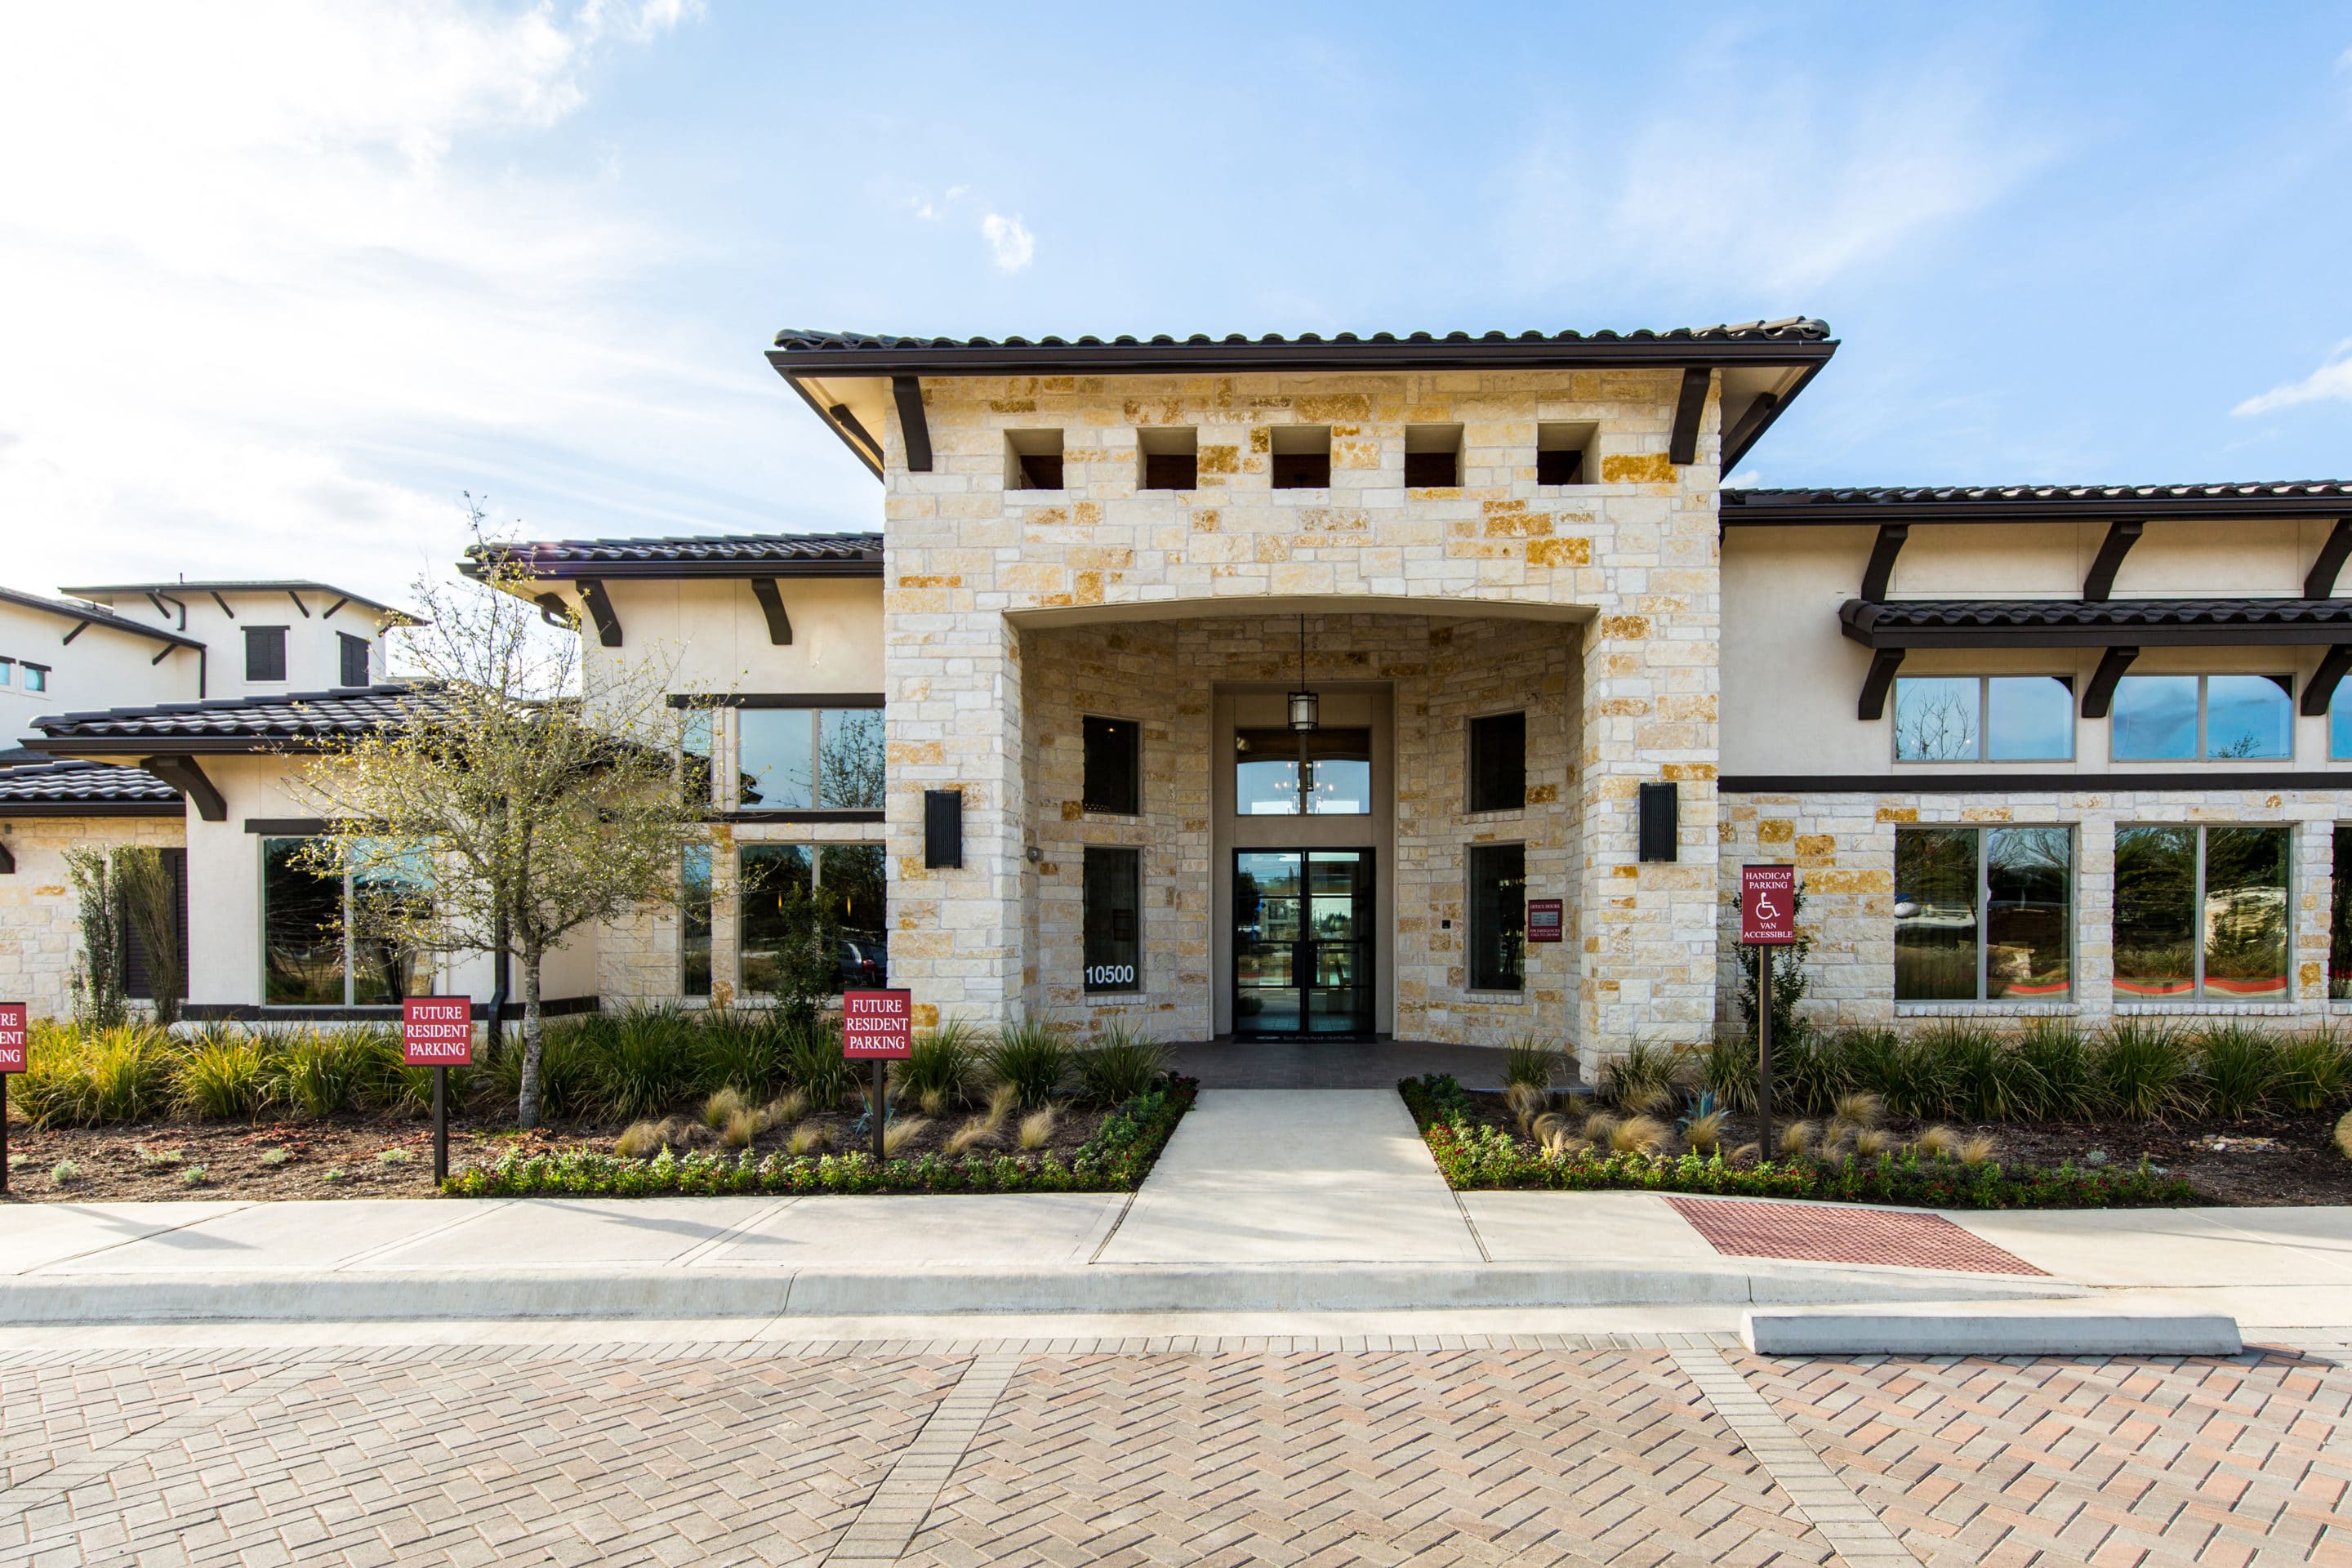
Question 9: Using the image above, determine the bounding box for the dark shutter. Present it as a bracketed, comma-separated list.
[338, 632, 370, 687]
[245, 626, 287, 681]
[122, 849, 189, 1000]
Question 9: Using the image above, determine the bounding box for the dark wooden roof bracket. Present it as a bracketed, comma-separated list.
[1858, 647, 1905, 720]
[533, 593, 572, 630]
[2082, 647, 2140, 719]
[2303, 644, 2352, 716]
[2082, 519, 2143, 601]
[1860, 523, 1909, 600]
[140, 755, 225, 822]
[1668, 368, 1711, 466]
[2304, 519, 2352, 599]
[749, 577, 795, 646]
[892, 376, 933, 472]
[577, 581, 623, 648]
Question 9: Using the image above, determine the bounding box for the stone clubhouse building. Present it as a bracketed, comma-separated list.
[10, 319, 2352, 1062]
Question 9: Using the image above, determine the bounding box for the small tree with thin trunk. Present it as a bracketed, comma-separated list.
[292, 514, 707, 1128]
[61, 846, 128, 1029]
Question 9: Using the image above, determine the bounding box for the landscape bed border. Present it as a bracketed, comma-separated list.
[1397, 1074, 2201, 1209]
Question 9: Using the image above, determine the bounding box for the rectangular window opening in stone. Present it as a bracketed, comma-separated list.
[1083, 846, 1143, 993]
[680, 843, 712, 998]
[1270, 424, 1330, 489]
[737, 843, 888, 994]
[737, 706, 884, 810]
[1468, 711, 1526, 813]
[245, 625, 287, 682]
[2114, 823, 2289, 1001]
[337, 631, 370, 688]
[2332, 825, 2352, 1000]
[1004, 428, 1065, 491]
[2112, 674, 2292, 761]
[1137, 426, 1197, 490]
[1468, 843, 1526, 991]
[1536, 421, 1595, 486]
[1894, 675, 2074, 762]
[1082, 714, 1141, 814]
[1404, 423, 1463, 488]
[1894, 825, 2072, 1003]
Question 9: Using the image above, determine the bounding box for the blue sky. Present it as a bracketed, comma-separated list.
[2, 2, 2349, 608]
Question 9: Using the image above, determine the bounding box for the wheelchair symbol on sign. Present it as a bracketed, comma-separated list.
[1755, 892, 1781, 921]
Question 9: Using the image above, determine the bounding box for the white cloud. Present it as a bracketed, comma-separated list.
[909, 184, 969, 220]
[1726, 469, 1762, 489]
[982, 212, 1036, 272]
[0, 0, 790, 608]
[2234, 340, 2352, 416]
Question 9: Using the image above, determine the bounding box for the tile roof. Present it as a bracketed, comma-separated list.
[465, 533, 884, 581]
[0, 759, 180, 809]
[1842, 597, 2352, 647]
[1725, 483, 2352, 523]
[0, 585, 207, 649]
[767, 322, 1838, 376]
[31, 685, 425, 751]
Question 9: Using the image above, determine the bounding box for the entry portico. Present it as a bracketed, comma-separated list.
[770, 324, 1838, 1053]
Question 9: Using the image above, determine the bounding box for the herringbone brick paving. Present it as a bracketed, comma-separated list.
[1738, 1349, 2352, 1566]
[1, 1336, 2345, 1566]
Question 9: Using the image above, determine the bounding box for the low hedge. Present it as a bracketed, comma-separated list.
[443, 1076, 1197, 1198]
[1398, 1074, 2198, 1210]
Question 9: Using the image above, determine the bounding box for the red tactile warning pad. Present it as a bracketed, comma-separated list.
[1665, 1196, 2047, 1275]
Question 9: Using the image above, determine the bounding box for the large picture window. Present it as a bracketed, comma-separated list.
[1082, 715, 1141, 815]
[2114, 824, 2290, 1000]
[1893, 675, 2074, 761]
[738, 842, 888, 994]
[1467, 843, 1526, 991]
[1468, 712, 1526, 812]
[261, 837, 430, 1006]
[1083, 846, 1143, 991]
[737, 706, 884, 809]
[1234, 728, 1371, 816]
[2112, 675, 2292, 761]
[1893, 826, 2072, 1001]
[681, 843, 712, 999]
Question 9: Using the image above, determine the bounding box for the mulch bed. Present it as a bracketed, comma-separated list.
[0, 1100, 1114, 1204]
[1452, 1089, 2352, 1207]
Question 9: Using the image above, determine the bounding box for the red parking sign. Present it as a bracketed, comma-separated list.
[0, 1003, 24, 1073]
[843, 989, 913, 1059]
[402, 996, 474, 1066]
[1741, 865, 1797, 945]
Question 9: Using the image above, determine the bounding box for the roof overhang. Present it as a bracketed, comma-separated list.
[0, 587, 207, 650]
[1726, 484, 2352, 526]
[460, 541, 884, 584]
[58, 581, 424, 626]
[769, 326, 1838, 480]
[1840, 597, 2352, 649]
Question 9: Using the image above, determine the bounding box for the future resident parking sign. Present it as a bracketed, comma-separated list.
[842, 989, 913, 1059]
[0, 1002, 24, 1074]
[402, 996, 474, 1066]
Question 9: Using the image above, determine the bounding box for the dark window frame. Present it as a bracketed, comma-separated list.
[337, 631, 371, 688]
[1893, 824, 2074, 1004]
[2114, 822, 2292, 1003]
[244, 625, 288, 683]
[1468, 710, 1527, 814]
[734, 704, 885, 811]
[1082, 844, 1143, 993]
[1466, 841, 1526, 993]
[1081, 714, 1143, 816]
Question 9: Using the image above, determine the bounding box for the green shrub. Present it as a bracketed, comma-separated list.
[493, 1018, 595, 1122]
[2096, 1018, 2196, 1121]
[268, 1027, 389, 1119]
[2277, 1026, 2352, 1113]
[785, 1019, 854, 1109]
[378, 1060, 475, 1117]
[1502, 1035, 1568, 1093]
[697, 1009, 786, 1100]
[2016, 1019, 2097, 1121]
[1931, 1021, 2029, 1123]
[984, 1018, 1071, 1108]
[1074, 1022, 1169, 1105]
[16, 1021, 172, 1127]
[1699, 1034, 1756, 1112]
[2196, 1022, 2278, 1120]
[898, 1018, 982, 1107]
[1767, 1021, 1835, 1116]
[1599, 1037, 1682, 1111]
[173, 1027, 270, 1120]
[592, 1003, 700, 1122]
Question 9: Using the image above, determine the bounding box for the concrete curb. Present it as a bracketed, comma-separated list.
[1742, 1307, 2243, 1357]
[0, 1260, 2083, 1325]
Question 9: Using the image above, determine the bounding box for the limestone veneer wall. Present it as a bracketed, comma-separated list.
[1018, 613, 1577, 1047]
[881, 365, 1723, 1049]
[0, 815, 186, 1019]
[1717, 786, 2345, 1031]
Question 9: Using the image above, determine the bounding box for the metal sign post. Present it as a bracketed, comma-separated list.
[403, 996, 473, 1185]
[1739, 866, 1797, 1161]
[843, 989, 913, 1163]
[0, 1003, 24, 1197]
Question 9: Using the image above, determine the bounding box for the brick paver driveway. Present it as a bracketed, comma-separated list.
[1, 1333, 2345, 1566]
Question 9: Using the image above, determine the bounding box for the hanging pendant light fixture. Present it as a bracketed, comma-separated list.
[1287, 612, 1319, 732]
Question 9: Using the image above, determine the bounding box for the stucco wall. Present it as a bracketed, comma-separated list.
[881, 365, 1723, 1049]
[0, 813, 187, 1019]
[0, 602, 202, 743]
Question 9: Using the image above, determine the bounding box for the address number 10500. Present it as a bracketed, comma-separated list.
[1084, 964, 1137, 988]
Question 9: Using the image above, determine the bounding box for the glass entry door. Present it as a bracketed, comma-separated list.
[1232, 849, 1374, 1037]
